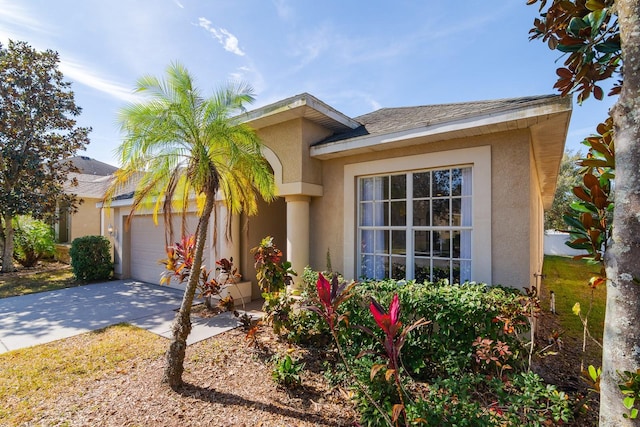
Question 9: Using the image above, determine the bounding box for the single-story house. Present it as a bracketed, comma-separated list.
[103, 93, 571, 298]
[55, 156, 118, 262]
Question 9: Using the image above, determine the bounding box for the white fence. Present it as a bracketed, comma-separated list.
[543, 231, 585, 257]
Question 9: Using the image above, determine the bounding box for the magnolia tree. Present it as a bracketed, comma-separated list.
[0, 40, 90, 271]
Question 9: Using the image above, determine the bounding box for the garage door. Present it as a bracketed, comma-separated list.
[129, 214, 200, 289]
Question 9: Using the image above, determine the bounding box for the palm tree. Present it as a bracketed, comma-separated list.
[104, 62, 276, 389]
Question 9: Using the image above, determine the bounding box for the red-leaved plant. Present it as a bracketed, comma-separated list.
[357, 294, 429, 426]
[305, 274, 395, 427]
[160, 235, 238, 312]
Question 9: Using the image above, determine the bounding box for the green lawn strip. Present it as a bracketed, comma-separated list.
[0, 323, 166, 425]
[542, 255, 605, 361]
[0, 264, 81, 299]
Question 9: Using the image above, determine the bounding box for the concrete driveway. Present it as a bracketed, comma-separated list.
[0, 280, 253, 354]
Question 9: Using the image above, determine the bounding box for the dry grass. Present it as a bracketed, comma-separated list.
[0, 261, 80, 299]
[0, 324, 166, 425]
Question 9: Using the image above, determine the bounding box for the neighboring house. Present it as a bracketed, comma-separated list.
[105, 93, 571, 298]
[55, 156, 118, 261]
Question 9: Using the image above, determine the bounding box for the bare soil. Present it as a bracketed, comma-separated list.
[31, 326, 357, 427]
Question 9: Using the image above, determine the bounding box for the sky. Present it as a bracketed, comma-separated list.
[0, 0, 616, 167]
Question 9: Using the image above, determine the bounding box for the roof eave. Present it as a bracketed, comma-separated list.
[239, 93, 361, 132]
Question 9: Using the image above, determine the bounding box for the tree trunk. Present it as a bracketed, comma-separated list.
[599, 1, 640, 425]
[162, 193, 216, 389]
[1, 213, 16, 273]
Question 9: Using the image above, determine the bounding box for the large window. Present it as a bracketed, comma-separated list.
[358, 167, 472, 284]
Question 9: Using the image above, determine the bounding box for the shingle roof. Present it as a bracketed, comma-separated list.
[316, 94, 560, 145]
[65, 156, 118, 176]
[65, 173, 114, 198]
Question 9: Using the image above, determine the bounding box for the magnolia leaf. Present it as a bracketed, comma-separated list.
[583, 173, 599, 190]
[572, 302, 581, 316]
[391, 404, 404, 423]
[585, 0, 606, 11]
[588, 364, 601, 382]
[385, 368, 396, 382]
[573, 186, 592, 203]
[370, 363, 386, 381]
[624, 396, 635, 410]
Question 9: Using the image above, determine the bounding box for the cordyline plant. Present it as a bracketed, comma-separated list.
[160, 234, 238, 312]
[307, 274, 429, 427]
[357, 294, 429, 427]
[305, 273, 395, 426]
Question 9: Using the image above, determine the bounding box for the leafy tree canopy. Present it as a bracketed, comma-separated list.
[0, 40, 90, 271]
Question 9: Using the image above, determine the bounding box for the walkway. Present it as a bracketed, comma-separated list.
[0, 280, 262, 354]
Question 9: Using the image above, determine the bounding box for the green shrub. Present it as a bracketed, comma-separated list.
[337, 279, 527, 379]
[69, 235, 112, 281]
[271, 354, 304, 389]
[13, 216, 56, 267]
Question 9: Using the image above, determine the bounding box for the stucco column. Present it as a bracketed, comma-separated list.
[285, 195, 310, 289]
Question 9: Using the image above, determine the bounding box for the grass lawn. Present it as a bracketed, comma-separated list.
[0, 261, 80, 299]
[542, 255, 605, 361]
[0, 324, 166, 425]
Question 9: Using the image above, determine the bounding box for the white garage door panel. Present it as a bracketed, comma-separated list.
[130, 214, 199, 289]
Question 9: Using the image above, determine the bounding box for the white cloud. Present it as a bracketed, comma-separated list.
[173, 0, 184, 9]
[0, 0, 52, 44]
[197, 17, 245, 56]
[59, 60, 140, 103]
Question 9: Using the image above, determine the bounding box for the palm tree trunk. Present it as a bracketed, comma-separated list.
[599, 2, 640, 424]
[1, 213, 16, 273]
[163, 193, 216, 389]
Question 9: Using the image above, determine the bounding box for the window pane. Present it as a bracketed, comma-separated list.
[391, 201, 406, 226]
[361, 254, 374, 279]
[413, 200, 430, 226]
[361, 230, 374, 253]
[391, 175, 406, 199]
[432, 199, 450, 227]
[391, 230, 406, 254]
[461, 196, 472, 227]
[432, 259, 450, 282]
[432, 170, 450, 197]
[414, 258, 430, 283]
[460, 230, 472, 259]
[414, 230, 431, 255]
[360, 202, 373, 226]
[452, 260, 461, 284]
[452, 198, 461, 226]
[413, 172, 430, 198]
[391, 257, 406, 280]
[460, 260, 472, 283]
[360, 178, 374, 201]
[374, 230, 389, 254]
[461, 167, 472, 196]
[451, 168, 462, 196]
[374, 176, 388, 200]
[433, 231, 451, 257]
[373, 201, 388, 226]
[374, 255, 389, 279]
[452, 230, 461, 258]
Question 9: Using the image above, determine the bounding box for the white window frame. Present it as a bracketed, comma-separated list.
[344, 145, 492, 283]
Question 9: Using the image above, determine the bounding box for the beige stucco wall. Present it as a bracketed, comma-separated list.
[70, 197, 102, 242]
[256, 118, 330, 186]
[308, 128, 540, 289]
